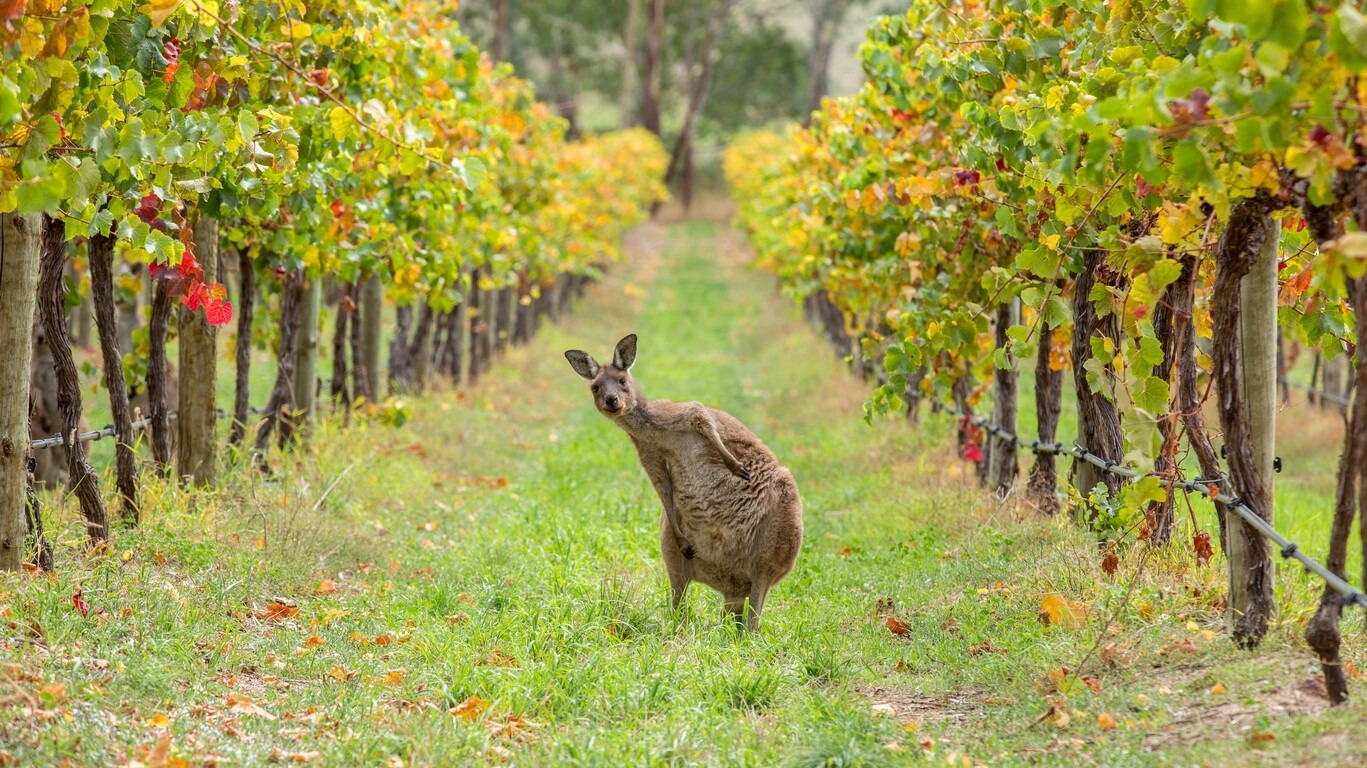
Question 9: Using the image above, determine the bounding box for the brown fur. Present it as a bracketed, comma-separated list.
[565, 334, 803, 629]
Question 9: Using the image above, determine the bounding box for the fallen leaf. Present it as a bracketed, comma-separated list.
[145, 732, 171, 768]
[968, 640, 1004, 656]
[328, 666, 358, 682]
[1040, 593, 1087, 628]
[257, 602, 300, 622]
[445, 613, 470, 625]
[484, 649, 518, 667]
[451, 696, 487, 722]
[315, 580, 337, 595]
[871, 703, 896, 717]
[1249, 730, 1276, 743]
[1043, 701, 1071, 729]
[39, 683, 66, 705]
[885, 616, 910, 636]
[384, 670, 405, 686]
[1097, 713, 1117, 730]
[303, 635, 323, 649]
[226, 692, 276, 720]
[72, 590, 89, 618]
[1210, 683, 1226, 694]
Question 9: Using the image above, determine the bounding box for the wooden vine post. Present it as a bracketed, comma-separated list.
[360, 274, 384, 401]
[0, 213, 42, 571]
[1231, 215, 1279, 630]
[293, 277, 322, 425]
[178, 217, 220, 486]
[1211, 201, 1278, 648]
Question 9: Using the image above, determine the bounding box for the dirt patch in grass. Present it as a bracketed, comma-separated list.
[859, 684, 990, 724]
[1140, 655, 1330, 751]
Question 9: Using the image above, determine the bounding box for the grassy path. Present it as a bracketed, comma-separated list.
[4, 222, 1365, 766]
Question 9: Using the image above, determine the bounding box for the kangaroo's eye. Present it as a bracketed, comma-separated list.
[619, 378, 627, 386]
[591, 385, 600, 394]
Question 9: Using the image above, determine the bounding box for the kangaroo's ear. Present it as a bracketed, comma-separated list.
[613, 334, 638, 370]
[564, 350, 600, 380]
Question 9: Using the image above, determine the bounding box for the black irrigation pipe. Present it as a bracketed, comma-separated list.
[943, 404, 1367, 610]
[30, 407, 266, 451]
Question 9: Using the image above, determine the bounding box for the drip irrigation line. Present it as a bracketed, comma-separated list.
[945, 404, 1367, 611]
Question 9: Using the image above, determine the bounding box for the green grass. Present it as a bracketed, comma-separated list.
[3, 222, 1364, 766]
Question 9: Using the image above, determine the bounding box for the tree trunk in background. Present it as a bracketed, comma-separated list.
[409, 301, 436, 393]
[1309, 351, 1322, 406]
[492, 0, 511, 61]
[88, 232, 139, 522]
[514, 275, 533, 344]
[1028, 322, 1064, 515]
[1070, 250, 1127, 512]
[177, 217, 219, 487]
[805, 0, 845, 124]
[440, 307, 463, 382]
[1211, 202, 1278, 648]
[483, 283, 500, 368]
[495, 287, 514, 356]
[350, 284, 370, 404]
[390, 304, 413, 394]
[147, 279, 174, 471]
[116, 265, 139, 362]
[0, 213, 42, 571]
[988, 301, 1020, 496]
[360, 274, 383, 402]
[75, 299, 92, 349]
[661, 0, 739, 199]
[641, 0, 665, 135]
[1301, 186, 1365, 704]
[332, 283, 353, 412]
[1323, 353, 1349, 416]
[255, 272, 305, 456]
[468, 277, 485, 384]
[291, 277, 322, 432]
[38, 215, 107, 546]
[230, 250, 256, 449]
[620, 0, 642, 128]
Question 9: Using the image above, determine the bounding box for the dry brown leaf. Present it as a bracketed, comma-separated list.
[315, 580, 337, 595]
[257, 602, 300, 622]
[451, 695, 487, 723]
[1097, 712, 1117, 730]
[884, 616, 910, 636]
[226, 692, 276, 720]
[1039, 593, 1087, 628]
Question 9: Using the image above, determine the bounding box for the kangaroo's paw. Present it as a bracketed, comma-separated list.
[731, 464, 752, 482]
[682, 543, 697, 560]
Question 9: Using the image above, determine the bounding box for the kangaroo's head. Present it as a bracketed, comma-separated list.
[564, 334, 639, 419]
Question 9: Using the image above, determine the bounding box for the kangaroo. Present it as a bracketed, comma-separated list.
[564, 334, 803, 629]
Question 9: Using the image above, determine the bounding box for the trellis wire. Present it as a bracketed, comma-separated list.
[30, 407, 265, 451]
[944, 405, 1367, 610]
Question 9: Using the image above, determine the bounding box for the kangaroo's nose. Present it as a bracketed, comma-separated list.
[605, 395, 620, 410]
